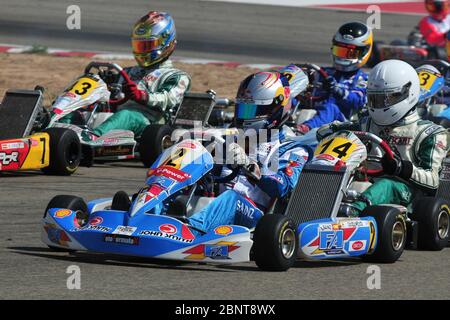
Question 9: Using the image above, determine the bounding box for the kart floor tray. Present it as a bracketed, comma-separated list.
[0, 90, 42, 140]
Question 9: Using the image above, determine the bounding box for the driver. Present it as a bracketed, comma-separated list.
[81, 11, 191, 141]
[419, 0, 450, 48]
[297, 22, 371, 134]
[317, 59, 449, 212]
[187, 71, 314, 232]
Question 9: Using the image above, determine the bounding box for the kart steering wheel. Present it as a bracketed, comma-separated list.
[352, 131, 395, 177]
[84, 61, 133, 106]
[200, 134, 250, 183]
[295, 63, 332, 106]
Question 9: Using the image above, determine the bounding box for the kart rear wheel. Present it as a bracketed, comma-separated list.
[44, 195, 87, 252]
[411, 197, 450, 251]
[253, 214, 298, 271]
[41, 128, 81, 175]
[360, 206, 406, 263]
[139, 124, 173, 168]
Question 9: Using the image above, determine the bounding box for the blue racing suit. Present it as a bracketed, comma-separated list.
[187, 129, 314, 232]
[303, 68, 368, 129]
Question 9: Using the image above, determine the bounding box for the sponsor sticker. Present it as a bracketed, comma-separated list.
[104, 234, 139, 245]
[204, 245, 230, 260]
[89, 216, 103, 226]
[1, 142, 24, 150]
[159, 223, 177, 234]
[112, 226, 137, 236]
[155, 166, 191, 182]
[54, 209, 72, 218]
[138, 230, 194, 243]
[349, 240, 367, 252]
[214, 226, 233, 236]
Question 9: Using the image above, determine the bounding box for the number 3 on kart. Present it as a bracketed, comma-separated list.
[314, 136, 356, 160]
[66, 77, 98, 97]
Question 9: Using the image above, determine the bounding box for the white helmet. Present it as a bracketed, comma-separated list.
[367, 60, 420, 126]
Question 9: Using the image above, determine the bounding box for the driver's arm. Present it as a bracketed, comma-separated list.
[144, 72, 191, 112]
[332, 71, 368, 116]
[256, 144, 313, 198]
[410, 130, 449, 191]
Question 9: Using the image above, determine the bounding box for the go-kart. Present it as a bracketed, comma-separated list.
[0, 87, 81, 175]
[292, 129, 450, 261]
[42, 124, 449, 271]
[414, 60, 450, 128]
[368, 27, 448, 67]
[48, 61, 230, 167]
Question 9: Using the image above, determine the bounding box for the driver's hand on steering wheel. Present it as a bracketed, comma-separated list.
[229, 142, 250, 167]
[325, 76, 346, 99]
[123, 81, 149, 105]
[381, 153, 413, 180]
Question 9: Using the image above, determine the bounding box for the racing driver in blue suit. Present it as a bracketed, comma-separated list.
[187, 68, 314, 232]
[297, 21, 372, 133]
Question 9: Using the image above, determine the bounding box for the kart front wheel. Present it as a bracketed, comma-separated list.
[360, 206, 406, 263]
[44, 195, 88, 252]
[139, 124, 174, 168]
[253, 214, 298, 271]
[41, 128, 81, 175]
[412, 197, 450, 251]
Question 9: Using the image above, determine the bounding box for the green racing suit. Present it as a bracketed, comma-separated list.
[319, 110, 449, 211]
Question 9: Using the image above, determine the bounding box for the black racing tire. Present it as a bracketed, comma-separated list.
[253, 214, 298, 271]
[138, 124, 174, 168]
[411, 197, 450, 251]
[44, 195, 87, 252]
[41, 128, 81, 175]
[360, 205, 406, 263]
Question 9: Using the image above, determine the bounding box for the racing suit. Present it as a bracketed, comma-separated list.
[302, 68, 368, 130]
[319, 111, 449, 211]
[187, 130, 314, 232]
[419, 14, 450, 47]
[62, 60, 191, 138]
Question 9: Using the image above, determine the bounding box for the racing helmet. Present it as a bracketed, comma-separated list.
[234, 72, 292, 131]
[425, 0, 449, 21]
[131, 11, 177, 68]
[331, 21, 373, 72]
[367, 60, 421, 126]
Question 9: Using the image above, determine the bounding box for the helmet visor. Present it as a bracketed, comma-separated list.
[368, 82, 412, 109]
[132, 38, 161, 54]
[332, 43, 364, 60]
[235, 102, 273, 120]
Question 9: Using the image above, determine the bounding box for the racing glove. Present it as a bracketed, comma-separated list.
[229, 142, 250, 166]
[325, 76, 347, 99]
[123, 82, 149, 105]
[381, 153, 413, 180]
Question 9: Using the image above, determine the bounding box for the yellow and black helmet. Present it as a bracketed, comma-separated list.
[331, 21, 373, 72]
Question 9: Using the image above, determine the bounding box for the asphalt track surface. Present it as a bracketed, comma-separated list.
[1, 0, 450, 301]
[2, 0, 420, 64]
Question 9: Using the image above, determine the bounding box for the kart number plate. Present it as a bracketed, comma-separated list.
[67, 76, 98, 98]
[314, 136, 356, 161]
[418, 71, 438, 91]
[104, 234, 139, 245]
